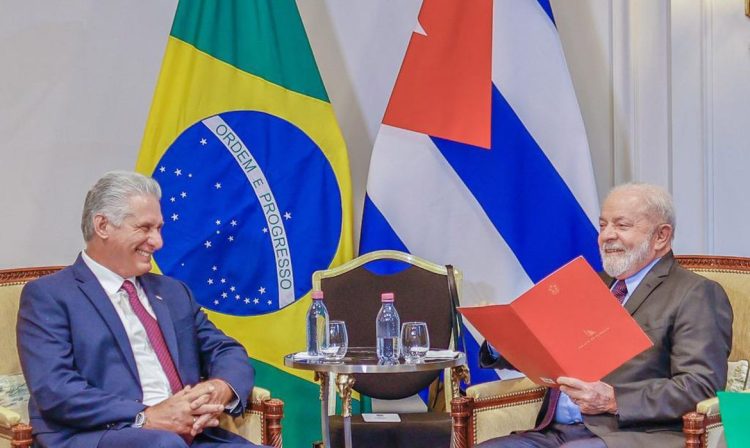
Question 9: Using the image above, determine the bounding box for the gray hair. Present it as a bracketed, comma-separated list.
[607, 182, 676, 237]
[81, 171, 162, 241]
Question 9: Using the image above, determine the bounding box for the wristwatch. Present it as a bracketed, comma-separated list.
[133, 411, 147, 428]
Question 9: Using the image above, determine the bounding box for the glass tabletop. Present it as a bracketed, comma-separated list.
[283, 346, 465, 374]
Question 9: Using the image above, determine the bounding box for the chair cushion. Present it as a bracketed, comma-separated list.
[726, 360, 749, 392]
[329, 412, 452, 448]
[0, 374, 29, 423]
[0, 283, 23, 376]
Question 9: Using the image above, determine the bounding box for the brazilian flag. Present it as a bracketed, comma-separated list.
[137, 1, 353, 445]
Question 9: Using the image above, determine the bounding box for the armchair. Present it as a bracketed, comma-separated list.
[0, 266, 284, 448]
[449, 255, 750, 448]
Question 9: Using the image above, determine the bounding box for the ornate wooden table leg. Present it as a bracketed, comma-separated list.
[335, 373, 356, 448]
[451, 364, 471, 398]
[451, 396, 473, 448]
[314, 371, 331, 448]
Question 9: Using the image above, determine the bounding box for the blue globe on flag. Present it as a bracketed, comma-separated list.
[152, 110, 341, 316]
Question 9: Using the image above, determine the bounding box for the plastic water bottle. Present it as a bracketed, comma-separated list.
[306, 290, 329, 356]
[376, 292, 400, 364]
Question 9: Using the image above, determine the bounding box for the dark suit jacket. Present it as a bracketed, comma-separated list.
[17, 254, 255, 448]
[480, 252, 733, 448]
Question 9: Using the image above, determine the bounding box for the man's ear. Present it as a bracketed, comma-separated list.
[92, 214, 110, 240]
[653, 223, 673, 250]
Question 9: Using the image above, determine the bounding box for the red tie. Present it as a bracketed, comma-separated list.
[612, 280, 628, 304]
[121, 280, 183, 394]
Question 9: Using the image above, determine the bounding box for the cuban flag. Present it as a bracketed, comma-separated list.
[360, 0, 602, 385]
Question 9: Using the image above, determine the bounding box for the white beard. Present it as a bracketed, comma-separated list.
[600, 236, 653, 278]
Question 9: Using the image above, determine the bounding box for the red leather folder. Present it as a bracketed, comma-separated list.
[458, 256, 653, 386]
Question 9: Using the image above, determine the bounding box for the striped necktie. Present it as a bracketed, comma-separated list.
[612, 279, 628, 304]
[121, 280, 183, 394]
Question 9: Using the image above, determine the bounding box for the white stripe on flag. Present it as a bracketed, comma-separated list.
[367, 124, 534, 306]
[493, 0, 599, 225]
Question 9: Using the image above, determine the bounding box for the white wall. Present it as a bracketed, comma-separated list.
[1, 0, 749, 269]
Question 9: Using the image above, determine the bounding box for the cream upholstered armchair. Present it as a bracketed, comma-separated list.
[449, 255, 750, 448]
[0, 266, 284, 448]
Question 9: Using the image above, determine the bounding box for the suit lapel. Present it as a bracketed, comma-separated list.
[623, 252, 674, 315]
[72, 256, 141, 385]
[139, 275, 181, 369]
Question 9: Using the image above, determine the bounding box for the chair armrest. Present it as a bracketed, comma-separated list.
[452, 378, 546, 447]
[466, 377, 543, 400]
[220, 388, 283, 448]
[0, 406, 21, 427]
[695, 397, 720, 416]
[250, 386, 271, 403]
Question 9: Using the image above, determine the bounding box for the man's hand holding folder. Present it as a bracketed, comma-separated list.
[459, 256, 653, 387]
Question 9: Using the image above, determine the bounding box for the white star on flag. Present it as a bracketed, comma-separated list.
[221, 278, 226, 284]
[215, 219, 221, 225]
[171, 213, 179, 221]
[283, 212, 292, 220]
[230, 286, 236, 292]
[262, 227, 268, 233]
[230, 220, 238, 226]
[204, 241, 212, 248]
[159, 166, 166, 173]
[221, 292, 228, 298]
[180, 192, 187, 198]
[174, 168, 182, 176]
[200, 138, 207, 145]
[212, 266, 218, 271]
[228, 236, 234, 242]
[207, 278, 214, 285]
[244, 298, 250, 304]
[170, 197, 176, 202]
[258, 287, 266, 294]
[214, 182, 222, 189]
[253, 298, 259, 304]
[235, 294, 240, 300]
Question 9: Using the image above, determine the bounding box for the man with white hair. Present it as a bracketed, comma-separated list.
[477, 183, 733, 448]
[17, 171, 270, 448]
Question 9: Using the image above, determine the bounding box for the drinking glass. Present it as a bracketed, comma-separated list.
[401, 322, 429, 363]
[321, 320, 348, 361]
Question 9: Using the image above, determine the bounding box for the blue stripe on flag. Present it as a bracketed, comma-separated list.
[359, 194, 411, 275]
[360, 194, 409, 255]
[431, 85, 601, 283]
[536, 0, 556, 25]
[463, 325, 500, 384]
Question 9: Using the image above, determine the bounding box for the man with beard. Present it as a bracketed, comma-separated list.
[476, 183, 733, 448]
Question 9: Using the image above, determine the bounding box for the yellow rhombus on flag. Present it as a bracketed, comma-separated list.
[137, 1, 353, 445]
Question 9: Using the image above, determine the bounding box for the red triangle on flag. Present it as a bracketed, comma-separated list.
[383, 0, 493, 149]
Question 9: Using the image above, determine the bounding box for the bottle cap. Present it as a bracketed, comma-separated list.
[311, 290, 324, 300]
[381, 292, 395, 302]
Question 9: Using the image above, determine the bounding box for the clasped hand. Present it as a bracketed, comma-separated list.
[143, 379, 234, 438]
[557, 376, 617, 415]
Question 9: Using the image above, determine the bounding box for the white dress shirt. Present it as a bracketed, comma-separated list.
[81, 250, 172, 406]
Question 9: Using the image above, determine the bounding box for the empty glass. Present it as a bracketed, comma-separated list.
[401, 322, 429, 363]
[321, 320, 348, 361]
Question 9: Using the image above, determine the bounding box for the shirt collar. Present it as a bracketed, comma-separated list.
[81, 250, 137, 296]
